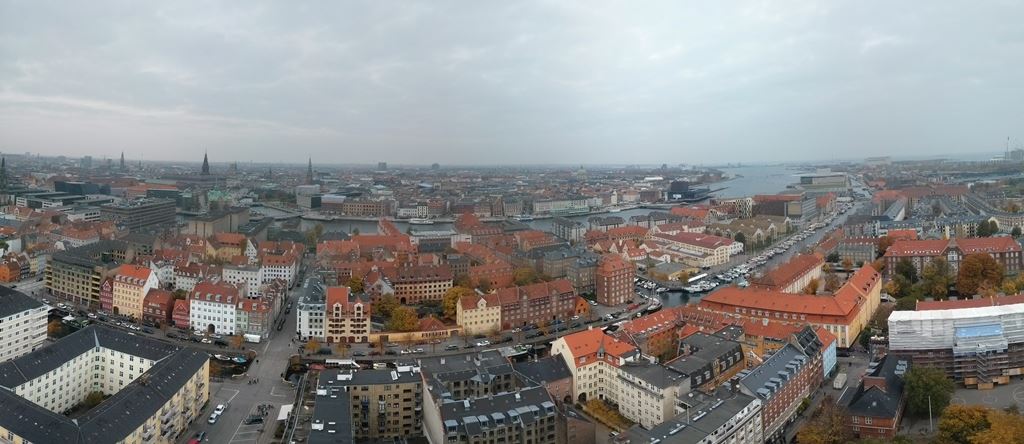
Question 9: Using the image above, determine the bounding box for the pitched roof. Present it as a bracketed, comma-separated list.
[750, 253, 824, 291]
[916, 294, 1024, 311]
[557, 329, 637, 367]
[114, 264, 152, 283]
[702, 266, 880, 319]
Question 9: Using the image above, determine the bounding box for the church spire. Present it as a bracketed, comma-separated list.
[120, 152, 126, 172]
[306, 157, 314, 185]
[201, 152, 210, 175]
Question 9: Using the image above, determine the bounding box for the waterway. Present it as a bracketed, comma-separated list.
[713, 165, 803, 199]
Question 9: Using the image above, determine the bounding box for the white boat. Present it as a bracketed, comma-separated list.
[408, 218, 434, 225]
[609, 208, 622, 213]
[512, 215, 534, 222]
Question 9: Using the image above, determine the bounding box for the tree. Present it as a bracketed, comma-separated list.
[826, 252, 840, 263]
[443, 286, 475, 319]
[172, 289, 187, 300]
[386, 306, 418, 332]
[905, 366, 955, 418]
[476, 279, 492, 294]
[734, 232, 746, 245]
[83, 391, 105, 408]
[1013, 226, 1023, 238]
[351, 227, 360, 236]
[895, 296, 918, 311]
[877, 236, 895, 257]
[230, 335, 244, 349]
[677, 270, 692, 282]
[305, 223, 325, 246]
[304, 338, 320, 353]
[870, 258, 886, 273]
[347, 276, 364, 293]
[824, 272, 841, 292]
[803, 278, 820, 294]
[921, 257, 954, 299]
[970, 409, 1024, 444]
[957, 254, 1004, 296]
[795, 397, 852, 444]
[376, 294, 399, 319]
[937, 404, 991, 444]
[47, 319, 62, 336]
[513, 267, 539, 286]
[841, 258, 854, 270]
[894, 258, 918, 284]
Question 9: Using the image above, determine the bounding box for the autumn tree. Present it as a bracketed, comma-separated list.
[47, 319, 62, 336]
[823, 272, 841, 292]
[877, 236, 895, 257]
[230, 334, 244, 349]
[347, 276, 364, 293]
[375, 294, 399, 319]
[969, 409, 1024, 444]
[172, 289, 187, 300]
[386, 306, 418, 332]
[957, 254, 1005, 296]
[905, 366, 955, 418]
[803, 278, 820, 294]
[841, 258, 854, 270]
[795, 397, 852, 444]
[869, 258, 886, 273]
[83, 391, 105, 408]
[937, 404, 991, 444]
[304, 338, 321, 353]
[443, 286, 475, 319]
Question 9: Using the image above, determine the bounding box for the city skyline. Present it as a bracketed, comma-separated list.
[2, 2, 1023, 165]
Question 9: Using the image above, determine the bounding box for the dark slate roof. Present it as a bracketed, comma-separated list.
[0, 325, 209, 444]
[739, 344, 809, 399]
[512, 356, 572, 386]
[0, 286, 45, 318]
[308, 386, 354, 444]
[318, 367, 422, 386]
[438, 385, 556, 434]
[50, 240, 127, 268]
[619, 361, 687, 390]
[320, 231, 350, 241]
[841, 354, 910, 419]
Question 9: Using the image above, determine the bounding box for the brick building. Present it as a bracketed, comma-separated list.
[595, 254, 633, 306]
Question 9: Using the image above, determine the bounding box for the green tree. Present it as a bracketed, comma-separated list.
[376, 294, 399, 319]
[1012, 226, 1023, 238]
[386, 306, 418, 332]
[894, 296, 918, 311]
[905, 366, 955, 418]
[351, 227, 360, 236]
[937, 404, 991, 444]
[172, 289, 187, 300]
[894, 258, 919, 284]
[347, 276, 364, 293]
[443, 286, 475, 319]
[921, 257, 954, 299]
[957, 254, 1004, 296]
[826, 252, 840, 263]
[734, 232, 746, 245]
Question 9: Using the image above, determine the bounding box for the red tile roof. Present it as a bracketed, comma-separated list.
[115, 264, 152, 283]
[915, 294, 1024, 311]
[651, 231, 734, 249]
[884, 237, 1022, 257]
[750, 253, 824, 291]
[702, 266, 880, 319]
[558, 329, 637, 367]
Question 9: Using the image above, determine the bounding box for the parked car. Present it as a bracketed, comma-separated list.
[207, 413, 219, 424]
[213, 404, 227, 415]
[445, 344, 459, 351]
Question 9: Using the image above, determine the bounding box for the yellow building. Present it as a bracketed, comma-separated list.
[112, 264, 159, 319]
[456, 294, 501, 336]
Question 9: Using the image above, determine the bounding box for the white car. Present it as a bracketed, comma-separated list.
[571, 315, 580, 321]
[208, 413, 219, 424]
[214, 404, 227, 415]
[201, 338, 213, 344]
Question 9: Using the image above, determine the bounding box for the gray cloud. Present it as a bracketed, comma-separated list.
[1, 0, 1022, 165]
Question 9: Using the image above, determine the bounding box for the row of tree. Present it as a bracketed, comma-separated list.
[888, 255, 1005, 304]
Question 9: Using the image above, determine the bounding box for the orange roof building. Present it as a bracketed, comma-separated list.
[750, 253, 825, 293]
[882, 237, 1022, 279]
[699, 266, 882, 348]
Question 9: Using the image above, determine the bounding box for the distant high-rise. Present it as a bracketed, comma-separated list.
[81, 156, 92, 169]
[119, 152, 126, 172]
[377, 162, 387, 171]
[431, 163, 440, 170]
[201, 152, 210, 175]
[0, 157, 7, 191]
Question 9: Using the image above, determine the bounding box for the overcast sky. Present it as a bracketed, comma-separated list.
[1, 1, 1022, 166]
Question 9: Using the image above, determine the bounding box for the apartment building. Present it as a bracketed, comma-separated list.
[551, 329, 643, 404]
[312, 365, 422, 440]
[297, 275, 327, 341]
[738, 342, 823, 441]
[189, 280, 244, 335]
[112, 264, 160, 319]
[616, 386, 764, 444]
[616, 306, 684, 361]
[458, 279, 578, 333]
[646, 232, 739, 267]
[0, 287, 48, 362]
[0, 326, 209, 444]
[142, 288, 175, 327]
[595, 254, 633, 306]
[389, 264, 453, 304]
[46, 240, 129, 307]
[841, 355, 910, 439]
[324, 286, 372, 343]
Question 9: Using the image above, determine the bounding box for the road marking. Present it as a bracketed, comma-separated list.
[217, 388, 240, 404]
[270, 386, 293, 397]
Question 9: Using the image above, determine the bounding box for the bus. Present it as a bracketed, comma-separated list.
[687, 273, 708, 284]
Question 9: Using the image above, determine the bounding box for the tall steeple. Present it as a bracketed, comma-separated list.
[201, 152, 210, 175]
[306, 157, 314, 185]
[0, 157, 7, 191]
[119, 152, 126, 172]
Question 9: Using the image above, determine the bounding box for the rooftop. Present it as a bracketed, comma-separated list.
[0, 286, 45, 318]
